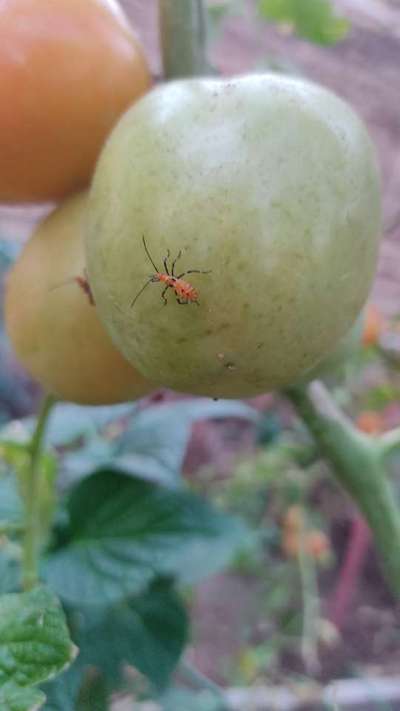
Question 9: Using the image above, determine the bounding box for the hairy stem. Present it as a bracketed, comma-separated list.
[159, 0, 209, 79]
[286, 381, 400, 596]
[22, 394, 56, 591]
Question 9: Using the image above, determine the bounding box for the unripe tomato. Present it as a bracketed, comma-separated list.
[0, 0, 151, 203]
[300, 311, 364, 382]
[86, 74, 381, 398]
[4, 193, 153, 405]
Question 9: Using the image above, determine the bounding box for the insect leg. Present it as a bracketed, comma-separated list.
[177, 269, 212, 278]
[161, 285, 169, 305]
[142, 235, 160, 273]
[171, 250, 182, 276]
[176, 298, 189, 305]
[163, 250, 171, 275]
[130, 277, 153, 308]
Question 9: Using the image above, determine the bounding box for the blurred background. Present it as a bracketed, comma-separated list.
[1, 1, 400, 708]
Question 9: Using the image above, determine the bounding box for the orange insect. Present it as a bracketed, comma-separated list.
[131, 236, 211, 308]
[50, 269, 95, 306]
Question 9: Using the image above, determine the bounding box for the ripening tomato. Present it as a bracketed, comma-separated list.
[86, 74, 381, 398]
[0, 0, 151, 203]
[4, 193, 154, 405]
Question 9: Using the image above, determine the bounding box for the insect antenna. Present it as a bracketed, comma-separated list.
[142, 236, 159, 273]
[50, 275, 95, 305]
[49, 277, 78, 292]
[130, 277, 154, 308]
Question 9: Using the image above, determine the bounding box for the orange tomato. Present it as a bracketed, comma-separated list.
[0, 0, 151, 203]
[4, 192, 154, 405]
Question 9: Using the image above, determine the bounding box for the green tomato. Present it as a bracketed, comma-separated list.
[300, 311, 364, 383]
[85, 74, 381, 398]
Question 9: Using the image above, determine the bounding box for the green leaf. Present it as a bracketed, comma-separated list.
[71, 579, 188, 691]
[0, 587, 76, 691]
[0, 441, 30, 477]
[0, 472, 23, 524]
[114, 399, 258, 487]
[0, 552, 21, 595]
[0, 441, 56, 538]
[41, 667, 80, 711]
[58, 399, 257, 490]
[21, 403, 138, 450]
[43, 580, 187, 706]
[257, 0, 350, 45]
[76, 670, 108, 711]
[42, 665, 108, 711]
[44, 469, 249, 605]
[0, 683, 45, 711]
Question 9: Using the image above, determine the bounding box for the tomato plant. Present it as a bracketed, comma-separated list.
[4, 192, 154, 405]
[1, 1, 400, 709]
[86, 74, 381, 398]
[0, 0, 151, 202]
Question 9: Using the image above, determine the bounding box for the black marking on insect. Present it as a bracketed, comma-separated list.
[130, 236, 211, 308]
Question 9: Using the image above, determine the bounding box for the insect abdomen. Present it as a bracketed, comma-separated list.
[175, 279, 198, 301]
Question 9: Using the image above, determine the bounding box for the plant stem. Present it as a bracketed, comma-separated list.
[159, 0, 209, 79]
[22, 394, 56, 591]
[286, 381, 400, 596]
[298, 534, 320, 674]
[379, 427, 400, 460]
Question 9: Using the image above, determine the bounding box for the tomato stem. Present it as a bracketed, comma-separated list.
[22, 393, 56, 591]
[286, 380, 400, 596]
[159, 0, 209, 79]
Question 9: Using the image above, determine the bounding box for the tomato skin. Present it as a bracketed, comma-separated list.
[0, 0, 151, 203]
[86, 74, 381, 398]
[4, 193, 154, 405]
[300, 312, 364, 382]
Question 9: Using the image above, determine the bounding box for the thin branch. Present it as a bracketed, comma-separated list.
[298, 537, 321, 674]
[22, 394, 56, 590]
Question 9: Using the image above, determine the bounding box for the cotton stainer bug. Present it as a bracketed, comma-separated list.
[130, 236, 211, 308]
